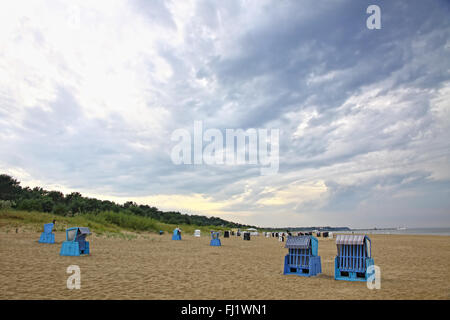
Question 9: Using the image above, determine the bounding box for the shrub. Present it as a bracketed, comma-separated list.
[0, 200, 14, 209]
[16, 199, 43, 212]
[53, 203, 69, 216]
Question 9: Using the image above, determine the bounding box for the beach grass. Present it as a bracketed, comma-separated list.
[0, 209, 240, 237]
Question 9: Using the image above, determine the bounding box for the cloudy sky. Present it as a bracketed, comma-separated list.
[1, 0, 449, 228]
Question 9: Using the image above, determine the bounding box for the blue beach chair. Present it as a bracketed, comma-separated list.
[60, 227, 91, 256]
[210, 231, 221, 246]
[172, 228, 181, 240]
[334, 234, 375, 281]
[38, 223, 55, 244]
[283, 235, 322, 277]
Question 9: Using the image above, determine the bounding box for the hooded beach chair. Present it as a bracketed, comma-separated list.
[210, 231, 221, 246]
[38, 223, 55, 244]
[334, 234, 374, 281]
[172, 228, 182, 240]
[60, 227, 91, 256]
[283, 235, 322, 277]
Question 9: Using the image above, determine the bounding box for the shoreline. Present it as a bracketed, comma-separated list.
[333, 231, 450, 237]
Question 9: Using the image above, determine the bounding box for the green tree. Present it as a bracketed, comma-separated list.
[0, 174, 21, 200]
[48, 191, 64, 203]
[16, 199, 43, 211]
[41, 197, 54, 213]
[53, 203, 69, 215]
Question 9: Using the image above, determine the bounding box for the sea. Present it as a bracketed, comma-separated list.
[335, 227, 450, 236]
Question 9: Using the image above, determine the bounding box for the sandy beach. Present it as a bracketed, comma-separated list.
[0, 231, 449, 299]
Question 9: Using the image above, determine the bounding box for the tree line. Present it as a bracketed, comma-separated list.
[0, 174, 254, 228]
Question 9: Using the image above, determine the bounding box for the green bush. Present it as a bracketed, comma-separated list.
[16, 199, 43, 212]
[0, 200, 14, 209]
[53, 203, 69, 216]
[93, 211, 158, 232]
[41, 197, 54, 213]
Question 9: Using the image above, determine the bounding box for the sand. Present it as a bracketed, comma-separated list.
[0, 231, 449, 299]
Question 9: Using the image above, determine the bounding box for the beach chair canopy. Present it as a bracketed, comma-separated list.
[211, 231, 220, 239]
[78, 227, 91, 235]
[336, 234, 371, 258]
[336, 234, 365, 245]
[43, 223, 54, 234]
[66, 227, 91, 241]
[285, 236, 310, 249]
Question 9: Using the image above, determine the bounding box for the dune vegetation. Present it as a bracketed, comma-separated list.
[0, 173, 257, 238]
[0, 208, 236, 238]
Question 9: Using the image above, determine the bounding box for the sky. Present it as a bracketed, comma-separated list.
[0, 0, 449, 228]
